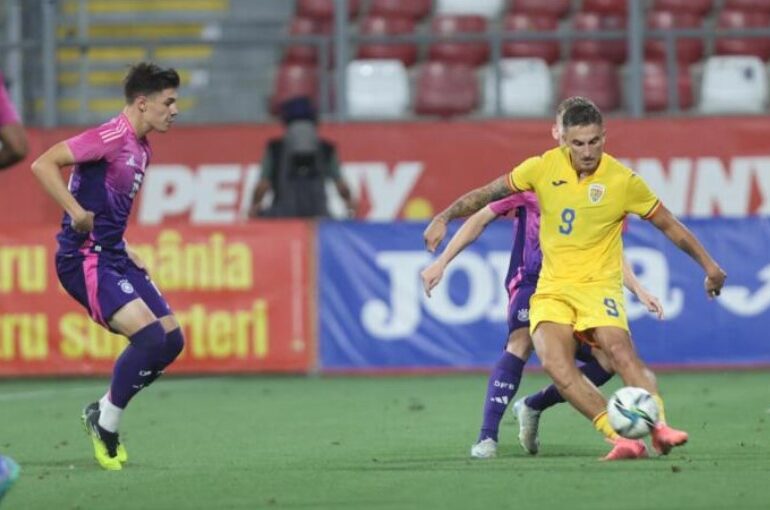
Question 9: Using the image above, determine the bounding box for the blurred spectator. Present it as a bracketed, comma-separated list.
[0, 71, 28, 171]
[249, 97, 355, 218]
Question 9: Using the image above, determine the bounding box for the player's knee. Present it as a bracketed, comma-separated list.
[540, 354, 572, 386]
[165, 328, 185, 361]
[129, 321, 166, 352]
[604, 342, 638, 372]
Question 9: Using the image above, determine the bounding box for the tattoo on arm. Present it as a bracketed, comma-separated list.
[437, 176, 511, 222]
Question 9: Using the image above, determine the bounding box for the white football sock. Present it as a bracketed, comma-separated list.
[98, 396, 123, 433]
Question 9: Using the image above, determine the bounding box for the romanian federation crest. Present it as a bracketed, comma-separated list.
[588, 183, 606, 204]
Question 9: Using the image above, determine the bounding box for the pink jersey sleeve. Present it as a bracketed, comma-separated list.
[0, 75, 21, 126]
[489, 193, 529, 215]
[65, 125, 122, 163]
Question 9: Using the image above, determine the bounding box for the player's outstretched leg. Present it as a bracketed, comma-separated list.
[602, 437, 648, 461]
[649, 395, 688, 454]
[0, 455, 20, 502]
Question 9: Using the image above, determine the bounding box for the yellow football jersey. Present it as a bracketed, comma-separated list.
[508, 146, 660, 288]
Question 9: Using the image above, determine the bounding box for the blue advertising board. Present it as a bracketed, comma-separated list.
[318, 218, 770, 370]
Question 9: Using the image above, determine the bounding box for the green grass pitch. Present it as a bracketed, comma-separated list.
[1, 371, 769, 509]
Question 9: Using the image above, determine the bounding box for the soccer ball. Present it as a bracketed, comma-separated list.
[607, 387, 659, 439]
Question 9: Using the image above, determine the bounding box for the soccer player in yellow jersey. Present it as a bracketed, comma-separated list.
[424, 101, 726, 460]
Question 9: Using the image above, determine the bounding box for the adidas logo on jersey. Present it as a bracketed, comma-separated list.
[127, 155, 142, 169]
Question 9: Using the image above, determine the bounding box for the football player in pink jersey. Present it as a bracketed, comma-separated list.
[31, 63, 182, 471]
[0, 71, 28, 170]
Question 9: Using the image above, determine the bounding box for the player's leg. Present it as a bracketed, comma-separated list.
[591, 326, 687, 455]
[471, 284, 534, 458]
[513, 342, 614, 454]
[79, 297, 164, 470]
[471, 328, 532, 458]
[518, 341, 614, 413]
[124, 261, 184, 385]
[532, 322, 646, 460]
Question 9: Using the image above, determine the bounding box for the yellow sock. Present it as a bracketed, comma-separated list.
[653, 394, 667, 424]
[593, 411, 619, 440]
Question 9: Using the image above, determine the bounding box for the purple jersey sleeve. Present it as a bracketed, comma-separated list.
[0, 74, 21, 126]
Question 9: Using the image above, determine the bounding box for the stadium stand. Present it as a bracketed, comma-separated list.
[651, 0, 714, 16]
[270, 63, 319, 115]
[369, 0, 432, 20]
[571, 12, 627, 64]
[501, 13, 560, 64]
[699, 55, 768, 113]
[483, 58, 553, 116]
[643, 60, 693, 111]
[415, 61, 479, 117]
[296, 0, 360, 21]
[357, 15, 418, 66]
[435, 0, 507, 19]
[581, 0, 627, 15]
[44, 0, 770, 123]
[428, 14, 490, 66]
[284, 16, 332, 66]
[346, 59, 410, 118]
[560, 60, 621, 111]
[509, 0, 572, 18]
[646, 10, 704, 65]
[715, 10, 770, 61]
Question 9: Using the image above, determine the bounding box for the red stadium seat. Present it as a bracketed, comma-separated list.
[428, 15, 489, 66]
[284, 17, 332, 65]
[369, 0, 432, 20]
[560, 60, 620, 111]
[651, 0, 713, 16]
[415, 61, 479, 117]
[270, 64, 319, 116]
[724, 0, 770, 13]
[643, 61, 693, 111]
[509, 0, 571, 18]
[581, 0, 627, 15]
[716, 10, 770, 60]
[357, 16, 418, 66]
[646, 11, 704, 64]
[502, 13, 560, 64]
[572, 13, 627, 64]
[296, 0, 360, 21]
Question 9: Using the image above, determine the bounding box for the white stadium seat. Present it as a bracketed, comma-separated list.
[699, 55, 768, 114]
[483, 58, 553, 116]
[346, 59, 410, 118]
[435, 0, 507, 19]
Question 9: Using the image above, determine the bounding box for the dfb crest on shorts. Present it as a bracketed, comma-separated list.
[588, 183, 606, 204]
[118, 279, 134, 294]
[517, 308, 529, 322]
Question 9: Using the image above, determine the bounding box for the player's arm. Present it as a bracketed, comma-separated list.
[622, 255, 664, 319]
[647, 204, 726, 298]
[31, 141, 94, 233]
[248, 179, 271, 218]
[0, 123, 28, 170]
[421, 205, 498, 297]
[423, 175, 514, 253]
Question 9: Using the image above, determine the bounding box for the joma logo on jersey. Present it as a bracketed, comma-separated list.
[589, 183, 606, 204]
